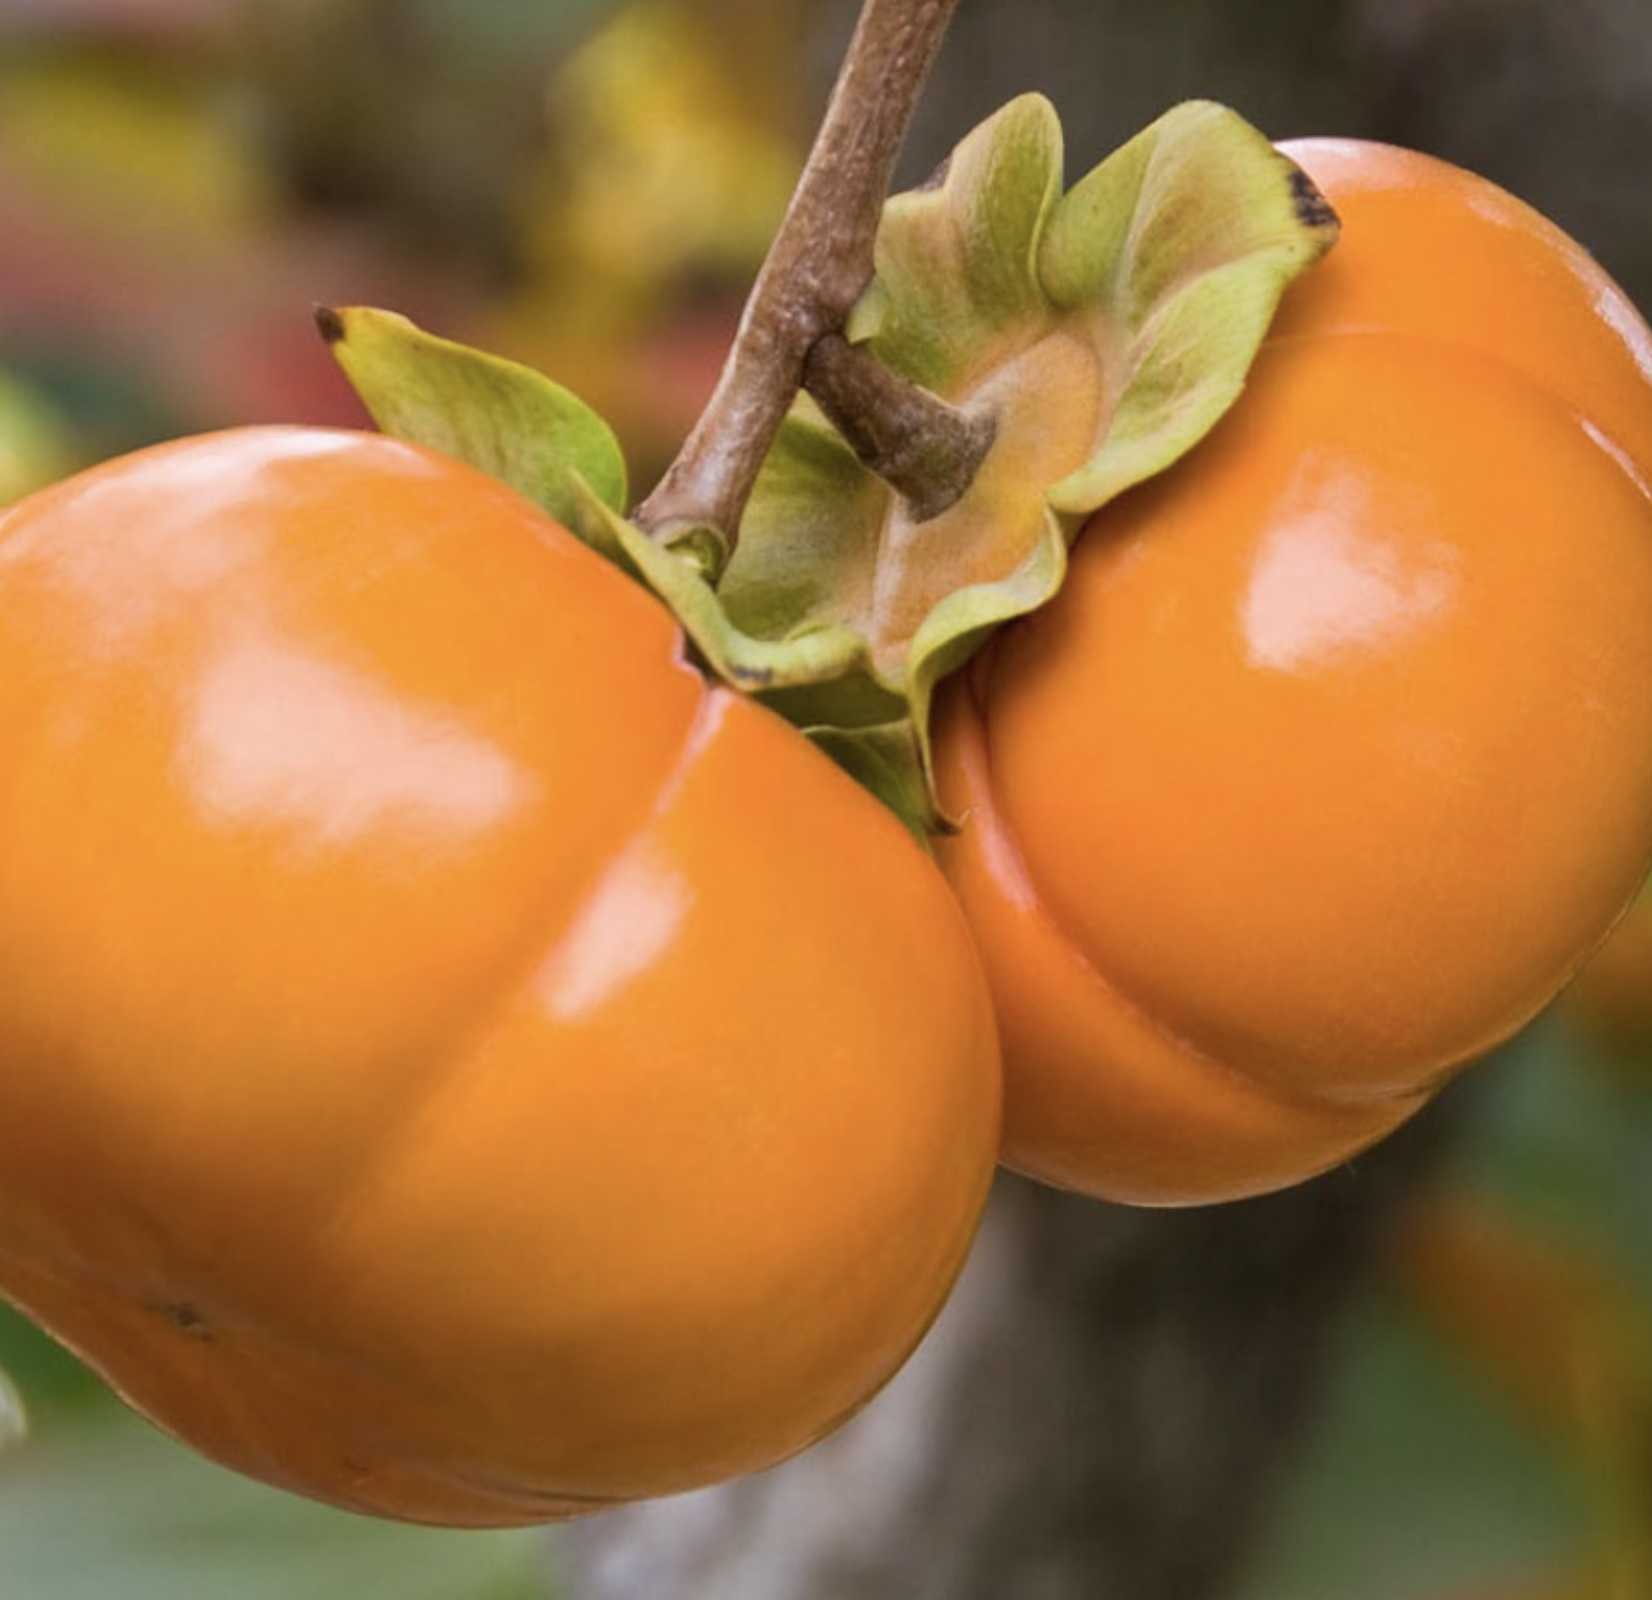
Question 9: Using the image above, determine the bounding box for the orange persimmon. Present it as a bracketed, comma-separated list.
[0, 427, 1000, 1524]
[937, 141, 1652, 1205]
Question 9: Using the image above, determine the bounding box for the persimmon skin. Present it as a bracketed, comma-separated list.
[1271, 139, 1652, 476]
[937, 143, 1652, 1206]
[0, 427, 1000, 1524]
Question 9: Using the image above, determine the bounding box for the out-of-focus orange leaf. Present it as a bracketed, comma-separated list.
[1395, 1193, 1652, 1600]
[1395, 1194, 1648, 1438]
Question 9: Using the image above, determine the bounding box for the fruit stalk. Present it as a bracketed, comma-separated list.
[633, 0, 961, 546]
[802, 332, 995, 521]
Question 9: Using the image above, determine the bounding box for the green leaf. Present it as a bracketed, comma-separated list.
[804, 720, 938, 846]
[565, 472, 873, 697]
[1039, 99, 1339, 513]
[847, 93, 1064, 393]
[322, 307, 628, 528]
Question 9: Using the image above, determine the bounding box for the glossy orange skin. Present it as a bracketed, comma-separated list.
[938, 141, 1652, 1205]
[0, 428, 1000, 1524]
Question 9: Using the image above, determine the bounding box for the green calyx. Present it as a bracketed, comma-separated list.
[327, 98, 1338, 844]
[320, 307, 629, 529]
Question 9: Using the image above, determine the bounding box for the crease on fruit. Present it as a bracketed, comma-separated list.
[958, 668, 1419, 1133]
[533, 691, 732, 1020]
[298, 670, 720, 1264]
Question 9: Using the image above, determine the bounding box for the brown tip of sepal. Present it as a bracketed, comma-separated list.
[1286, 163, 1340, 235]
[916, 152, 953, 194]
[927, 808, 962, 840]
[313, 305, 346, 345]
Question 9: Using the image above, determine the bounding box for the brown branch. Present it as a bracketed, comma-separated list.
[633, 0, 961, 546]
[803, 333, 995, 521]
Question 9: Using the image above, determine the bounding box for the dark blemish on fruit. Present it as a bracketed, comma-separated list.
[313, 305, 346, 345]
[1288, 166, 1339, 231]
[154, 1300, 213, 1340]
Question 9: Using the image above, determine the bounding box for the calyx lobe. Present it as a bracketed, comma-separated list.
[327, 98, 1338, 842]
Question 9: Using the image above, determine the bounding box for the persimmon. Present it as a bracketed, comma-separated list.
[936, 141, 1652, 1205]
[0, 427, 1000, 1524]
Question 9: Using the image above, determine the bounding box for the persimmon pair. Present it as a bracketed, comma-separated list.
[0, 120, 1647, 1524]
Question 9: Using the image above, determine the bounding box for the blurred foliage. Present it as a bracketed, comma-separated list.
[1562, 883, 1652, 1072]
[0, 1295, 552, 1594]
[527, 0, 803, 300]
[0, 1392, 548, 1599]
[0, 369, 76, 505]
[487, 0, 804, 484]
[0, 0, 800, 490]
[1236, 1019, 1652, 1600]
[0, 48, 271, 242]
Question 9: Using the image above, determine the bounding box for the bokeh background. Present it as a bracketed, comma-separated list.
[1, 2, 1651, 1596]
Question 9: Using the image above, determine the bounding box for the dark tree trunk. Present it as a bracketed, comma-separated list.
[819, 0, 1652, 308]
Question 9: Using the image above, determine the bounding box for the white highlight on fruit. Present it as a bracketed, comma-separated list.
[184, 640, 529, 848]
[1240, 470, 1457, 672]
[1594, 283, 1652, 390]
[538, 843, 691, 1022]
[1581, 417, 1652, 501]
[2, 431, 363, 656]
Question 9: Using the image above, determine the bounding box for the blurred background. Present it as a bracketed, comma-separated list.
[1, 1, 1651, 1596]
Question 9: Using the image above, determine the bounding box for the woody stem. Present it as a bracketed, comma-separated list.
[633, 0, 963, 547]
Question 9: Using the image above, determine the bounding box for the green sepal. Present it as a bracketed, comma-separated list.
[805, 720, 938, 847]
[564, 472, 873, 697]
[1037, 99, 1340, 513]
[718, 97, 1337, 825]
[714, 90, 1074, 777]
[904, 503, 1069, 790]
[846, 93, 1064, 393]
[322, 307, 629, 529]
[716, 397, 891, 652]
